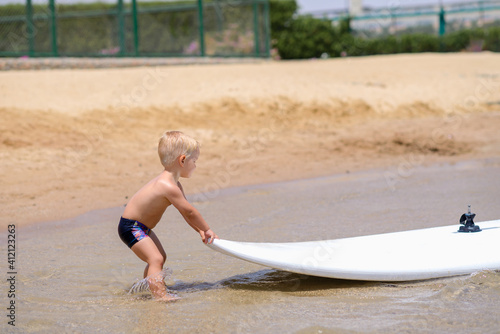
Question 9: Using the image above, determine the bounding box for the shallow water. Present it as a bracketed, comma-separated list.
[2, 159, 500, 333]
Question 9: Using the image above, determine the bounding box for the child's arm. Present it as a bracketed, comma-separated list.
[163, 181, 218, 244]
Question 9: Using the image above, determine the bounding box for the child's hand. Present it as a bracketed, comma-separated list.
[201, 229, 218, 244]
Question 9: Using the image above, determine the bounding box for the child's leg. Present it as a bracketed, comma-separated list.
[130, 236, 169, 300]
[142, 230, 167, 279]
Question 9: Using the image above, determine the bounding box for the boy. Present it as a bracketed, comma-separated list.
[118, 131, 218, 301]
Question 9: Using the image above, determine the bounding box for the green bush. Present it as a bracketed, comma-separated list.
[338, 16, 351, 35]
[483, 26, 500, 52]
[275, 15, 338, 59]
[269, 0, 297, 41]
[333, 34, 364, 56]
[400, 34, 439, 53]
[272, 13, 499, 59]
[268, 1, 500, 59]
[365, 35, 400, 55]
[441, 30, 473, 52]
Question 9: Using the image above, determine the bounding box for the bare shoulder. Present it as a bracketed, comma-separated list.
[157, 174, 185, 203]
[155, 172, 183, 198]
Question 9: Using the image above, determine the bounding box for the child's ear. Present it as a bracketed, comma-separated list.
[179, 155, 186, 166]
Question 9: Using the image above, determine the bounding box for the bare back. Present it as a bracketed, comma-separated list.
[122, 171, 178, 229]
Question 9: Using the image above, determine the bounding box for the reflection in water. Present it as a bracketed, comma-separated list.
[165, 269, 376, 294]
[168, 268, 500, 296]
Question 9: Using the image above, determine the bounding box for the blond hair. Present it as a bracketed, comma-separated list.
[158, 131, 200, 168]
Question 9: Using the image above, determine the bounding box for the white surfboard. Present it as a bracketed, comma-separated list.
[208, 219, 500, 281]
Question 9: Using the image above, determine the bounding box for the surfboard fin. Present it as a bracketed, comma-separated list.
[458, 205, 481, 233]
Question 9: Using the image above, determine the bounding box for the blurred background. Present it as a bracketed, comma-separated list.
[0, 0, 270, 57]
[0, 0, 499, 59]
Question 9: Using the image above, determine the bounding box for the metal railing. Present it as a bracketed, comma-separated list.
[323, 0, 500, 37]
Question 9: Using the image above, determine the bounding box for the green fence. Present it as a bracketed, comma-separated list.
[0, 0, 270, 58]
[331, 1, 500, 38]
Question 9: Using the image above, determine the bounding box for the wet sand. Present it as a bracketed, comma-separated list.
[4, 158, 500, 333]
[1, 53, 500, 227]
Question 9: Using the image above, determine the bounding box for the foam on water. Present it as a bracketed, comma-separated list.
[128, 268, 174, 295]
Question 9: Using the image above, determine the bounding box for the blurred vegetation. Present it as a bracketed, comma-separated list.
[1, 0, 499, 57]
[269, 0, 297, 40]
[271, 0, 500, 59]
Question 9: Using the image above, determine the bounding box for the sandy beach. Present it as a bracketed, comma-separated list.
[1, 52, 500, 228]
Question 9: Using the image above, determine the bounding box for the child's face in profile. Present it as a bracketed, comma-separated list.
[181, 153, 198, 178]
